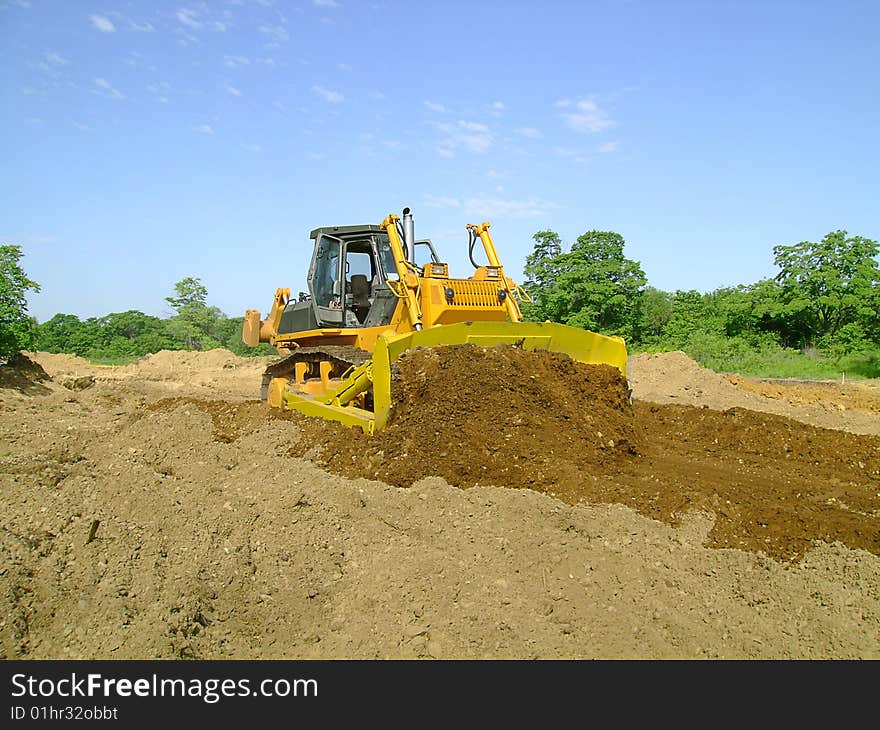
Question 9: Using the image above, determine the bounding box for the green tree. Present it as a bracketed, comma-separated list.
[661, 290, 726, 348]
[773, 230, 880, 348]
[563, 231, 645, 340]
[636, 286, 673, 343]
[0, 245, 40, 359]
[165, 277, 225, 350]
[713, 280, 791, 345]
[521, 230, 563, 320]
[35, 313, 83, 353]
[522, 230, 646, 341]
[35, 310, 177, 360]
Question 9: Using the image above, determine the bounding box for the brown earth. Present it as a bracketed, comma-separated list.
[1, 347, 879, 660]
[296, 346, 880, 562]
[629, 351, 880, 435]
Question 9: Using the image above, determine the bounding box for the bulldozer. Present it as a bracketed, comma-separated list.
[242, 207, 627, 433]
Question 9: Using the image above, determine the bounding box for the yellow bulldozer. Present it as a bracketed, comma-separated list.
[242, 207, 627, 433]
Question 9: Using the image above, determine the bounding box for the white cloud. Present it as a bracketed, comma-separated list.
[423, 100, 446, 113]
[598, 141, 619, 153]
[92, 78, 124, 99]
[260, 24, 289, 42]
[241, 142, 262, 153]
[147, 81, 170, 102]
[224, 55, 250, 68]
[424, 195, 461, 208]
[458, 121, 488, 132]
[33, 51, 69, 78]
[313, 0, 339, 6]
[177, 8, 202, 29]
[370, 91, 386, 100]
[463, 196, 556, 219]
[554, 146, 591, 164]
[90, 14, 116, 32]
[436, 120, 493, 156]
[517, 127, 543, 139]
[226, 85, 242, 96]
[193, 124, 214, 135]
[491, 100, 504, 110]
[311, 85, 343, 103]
[128, 19, 156, 32]
[176, 29, 199, 46]
[559, 98, 613, 133]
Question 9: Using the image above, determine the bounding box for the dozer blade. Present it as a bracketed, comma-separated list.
[281, 321, 627, 434]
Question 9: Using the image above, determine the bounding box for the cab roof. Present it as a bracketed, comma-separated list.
[309, 224, 385, 240]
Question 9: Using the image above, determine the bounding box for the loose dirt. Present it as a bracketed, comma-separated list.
[2, 348, 879, 660]
[630, 351, 880, 435]
[296, 346, 880, 561]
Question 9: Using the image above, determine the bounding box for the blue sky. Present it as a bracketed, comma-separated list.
[2, 0, 878, 323]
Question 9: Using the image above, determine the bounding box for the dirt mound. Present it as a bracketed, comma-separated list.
[630, 351, 880, 435]
[630, 351, 751, 404]
[148, 397, 293, 442]
[131, 348, 246, 372]
[0, 353, 52, 396]
[31, 349, 268, 382]
[292, 345, 880, 561]
[26, 349, 269, 401]
[724, 374, 880, 415]
[28, 351, 101, 377]
[297, 345, 637, 493]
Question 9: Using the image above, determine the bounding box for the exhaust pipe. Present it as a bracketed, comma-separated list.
[402, 207, 415, 262]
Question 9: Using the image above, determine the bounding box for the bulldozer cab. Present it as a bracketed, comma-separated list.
[307, 226, 416, 329]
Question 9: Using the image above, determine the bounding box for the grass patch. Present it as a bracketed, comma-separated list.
[85, 355, 140, 366]
[636, 333, 880, 380]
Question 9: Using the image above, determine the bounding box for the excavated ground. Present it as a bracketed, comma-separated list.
[2, 347, 879, 659]
[294, 346, 880, 562]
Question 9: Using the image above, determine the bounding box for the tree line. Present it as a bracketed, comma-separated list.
[2, 229, 879, 377]
[520, 229, 880, 377]
[0, 259, 272, 362]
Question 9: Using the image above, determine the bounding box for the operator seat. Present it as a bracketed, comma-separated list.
[349, 274, 371, 323]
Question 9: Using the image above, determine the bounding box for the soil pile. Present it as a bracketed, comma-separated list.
[724, 374, 880, 415]
[297, 345, 637, 494]
[25, 351, 97, 377]
[630, 351, 880, 435]
[291, 345, 880, 561]
[629, 403, 880, 559]
[28, 349, 270, 401]
[0, 353, 52, 396]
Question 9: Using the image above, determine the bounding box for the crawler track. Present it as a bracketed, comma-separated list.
[260, 346, 372, 400]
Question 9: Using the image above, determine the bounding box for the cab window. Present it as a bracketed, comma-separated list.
[312, 235, 341, 307]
